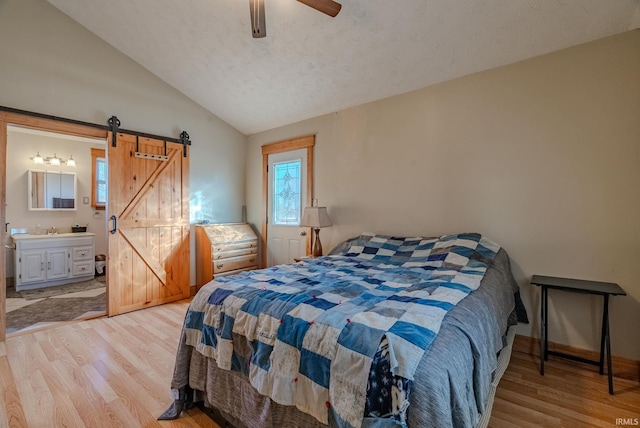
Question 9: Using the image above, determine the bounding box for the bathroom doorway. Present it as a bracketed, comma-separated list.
[1, 114, 109, 337]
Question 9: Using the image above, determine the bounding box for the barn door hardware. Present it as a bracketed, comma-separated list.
[134, 135, 169, 161]
[110, 215, 118, 234]
[108, 115, 121, 147]
[0, 106, 193, 155]
[105, 115, 191, 155]
[180, 131, 191, 157]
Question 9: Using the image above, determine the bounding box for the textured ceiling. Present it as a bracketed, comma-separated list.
[47, 0, 640, 135]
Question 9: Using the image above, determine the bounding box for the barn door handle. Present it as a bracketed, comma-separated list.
[110, 215, 118, 234]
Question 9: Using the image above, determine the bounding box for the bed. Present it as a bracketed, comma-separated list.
[162, 232, 527, 428]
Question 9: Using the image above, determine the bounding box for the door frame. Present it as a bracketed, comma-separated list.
[0, 111, 107, 342]
[261, 135, 315, 268]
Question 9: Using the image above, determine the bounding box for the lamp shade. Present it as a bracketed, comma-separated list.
[299, 206, 332, 228]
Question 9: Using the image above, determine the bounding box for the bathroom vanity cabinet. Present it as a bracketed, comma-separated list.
[13, 233, 95, 291]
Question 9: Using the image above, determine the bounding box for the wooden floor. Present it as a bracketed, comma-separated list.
[1, 300, 638, 427]
[0, 300, 219, 427]
[491, 352, 640, 427]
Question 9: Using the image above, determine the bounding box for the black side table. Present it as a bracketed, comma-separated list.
[531, 275, 626, 395]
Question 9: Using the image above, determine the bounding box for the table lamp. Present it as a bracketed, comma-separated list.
[300, 206, 332, 256]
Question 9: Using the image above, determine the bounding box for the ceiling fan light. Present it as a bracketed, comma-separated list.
[297, 0, 341, 17]
[250, 0, 267, 38]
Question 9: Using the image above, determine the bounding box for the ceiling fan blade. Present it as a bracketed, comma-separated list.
[297, 0, 342, 17]
[249, 0, 267, 38]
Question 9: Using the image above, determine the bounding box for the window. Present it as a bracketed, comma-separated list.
[272, 160, 301, 225]
[91, 148, 106, 209]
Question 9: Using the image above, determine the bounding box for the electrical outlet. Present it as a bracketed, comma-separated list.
[83, 197, 89, 204]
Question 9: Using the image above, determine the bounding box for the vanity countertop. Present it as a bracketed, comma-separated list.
[12, 232, 96, 240]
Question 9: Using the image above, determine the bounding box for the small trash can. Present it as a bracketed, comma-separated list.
[95, 254, 106, 276]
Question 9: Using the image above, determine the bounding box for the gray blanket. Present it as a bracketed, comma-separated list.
[167, 247, 518, 427]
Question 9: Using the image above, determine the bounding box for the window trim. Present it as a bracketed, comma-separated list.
[91, 147, 106, 210]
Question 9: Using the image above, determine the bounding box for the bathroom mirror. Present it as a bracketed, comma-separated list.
[28, 169, 77, 210]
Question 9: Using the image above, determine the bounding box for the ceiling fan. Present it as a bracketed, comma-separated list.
[249, 0, 342, 38]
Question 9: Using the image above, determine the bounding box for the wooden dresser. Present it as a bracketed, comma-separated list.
[195, 223, 258, 288]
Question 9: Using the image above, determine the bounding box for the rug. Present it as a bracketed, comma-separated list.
[6, 293, 106, 334]
[19, 278, 106, 300]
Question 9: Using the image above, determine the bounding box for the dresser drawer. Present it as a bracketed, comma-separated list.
[212, 239, 258, 254]
[196, 223, 259, 289]
[71, 260, 94, 277]
[72, 246, 94, 261]
[213, 254, 258, 273]
[212, 246, 257, 260]
[213, 267, 255, 279]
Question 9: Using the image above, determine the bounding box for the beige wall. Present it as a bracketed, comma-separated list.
[247, 30, 640, 359]
[0, 0, 247, 284]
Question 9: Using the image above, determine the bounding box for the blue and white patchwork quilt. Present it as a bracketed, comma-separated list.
[183, 233, 500, 427]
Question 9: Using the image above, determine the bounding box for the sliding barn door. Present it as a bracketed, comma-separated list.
[107, 132, 190, 316]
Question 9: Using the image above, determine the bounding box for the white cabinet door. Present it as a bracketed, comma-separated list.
[19, 249, 46, 284]
[18, 248, 69, 283]
[46, 248, 69, 280]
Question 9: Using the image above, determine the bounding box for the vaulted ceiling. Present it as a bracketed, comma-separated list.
[47, 0, 640, 135]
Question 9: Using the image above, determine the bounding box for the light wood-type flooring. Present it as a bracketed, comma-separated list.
[1, 299, 638, 427]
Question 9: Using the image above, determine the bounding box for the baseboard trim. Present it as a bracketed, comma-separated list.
[513, 334, 640, 382]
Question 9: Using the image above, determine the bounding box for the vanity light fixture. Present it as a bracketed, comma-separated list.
[31, 152, 76, 167]
[33, 151, 44, 164]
